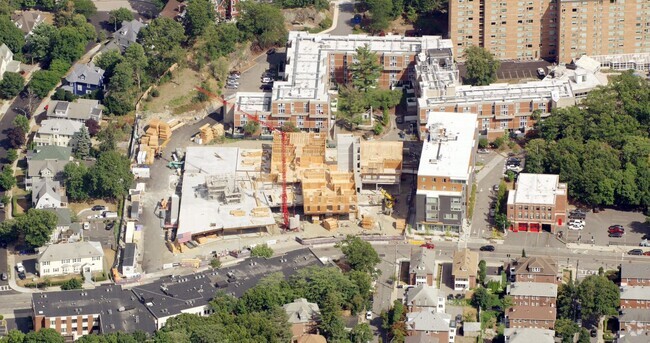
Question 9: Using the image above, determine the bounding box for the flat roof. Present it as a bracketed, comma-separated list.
[417, 112, 477, 180]
[512, 173, 563, 205]
[620, 286, 650, 301]
[176, 147, 275, 241]
[131, 274, 215, 318]
[508, 282, 558, 298]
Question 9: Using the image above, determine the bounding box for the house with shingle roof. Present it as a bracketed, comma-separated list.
[0, 44, 21, 80]
[32, 178, 67, 209]
[452, 248, 478, 290]
[406, 311, 456, 343]
[509, 256, 559, 284]
[283, 298, 321, 340]
[504, 328, 555, 343]
[62, 62, 105, 96]
[114, 19, 146, 51]
[36, 241, 104, 277]
[26, 146, 72, 191]
[410, 247, 437, 286]
[621, 263, 650, 287]
[47, 99, 103, 123]
[406, 285, 445, 313]
[34, 119, 83, 147]
[11, 10, 44, 37]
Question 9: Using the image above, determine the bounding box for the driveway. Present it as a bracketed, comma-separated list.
[222, 53, 283, 97]
[329, 0, 355, 36]
[470, 151, 505, 238]
[0, 93, 40, 163]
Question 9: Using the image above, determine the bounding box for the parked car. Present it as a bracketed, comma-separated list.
[398, 131, 406, 139]
[229, 73, 241, 79]
[478, 148, 490, 154]
[261, 77, 272, 83]
[569, 209, 587, 220]
[420, 243, 435, 249]
[537, 68, 546, 77]
[628, 249, 644, 256]
[608, 225, 625, 234]
[609, 232, 624, 238]
[455, 314, 463, 324]
[83, 222, 90, 230]
[396, 116, 404, 124]
[644, 251, 650, 256]
[480, 245, 495, 252]
[1, 272, 7, 281]
[493, 184, 500, 192]
[17, 271, 25, 280]
[226, 84, 238, 89]
[352, 14, 362, 25]
[105, 222, 114, 231]
[366, 311, 372, 320]
[15, 262, 25, 273]
[92, 205, 106, 211]
[260, 84, 272, 91]
[641, 239, 650, 247]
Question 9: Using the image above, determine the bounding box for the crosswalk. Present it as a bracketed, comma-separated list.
[0, 285, 11, 292]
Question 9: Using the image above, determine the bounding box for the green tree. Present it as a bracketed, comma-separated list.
[471, 287, 489, 310]
[0, 72, 25, 99]
[23, 328, 65, 343]
[124, 43, 148, 89]
[250, 244, 274, 258]
[6, 127, 26, 149]
[197, 23, 241, 61]
[5, 329, 26, 343]
[349, 45, 382, 92]
[72, 126, 91, 159]
[28, 70, 61, 98]
[478, 260, 487, 285]
[578, 328, 591, 343]
[368, 88, 402, 110]
[108, 7, 134, 31]
[336, 235, 380, 274]
[0, 165, 16, 191]
[463, 46, 500, 86]
[104, 91, 135, 115]
[64, 161, 89, 201]
[478, 137, 488, 149]
[237, 2, 288, 49]
[557, 279, 578, 320]
[350, 323, 373, 343]
[60, 277, 83, 290]
[138, 17, 186, 77]
[555, 318, 580, 343]
[0, 16, 26, 54]
[51, 26, 87, 64]
[13, 115, 30, 134]
[96, 49, 124, 81]
[24, 23, 58, 64]
[13, 209, 58, 248]
[73, 0, 97, 18]
[185, 0, 215, 37]
[6, 149, 18, 163]
[366, 0, 394, 32]
[109, 61, 135, 91]
[210, 258, 221, 269]
[577, 275, 619, 321]
[88, 151, 134, 199]
[243, 121, 260, 135]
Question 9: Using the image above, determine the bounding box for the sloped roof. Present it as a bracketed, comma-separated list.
[38, 241, 104, 262]
[283, 298, 320, 324]
[405, 332, 439, 343]
[511, 256, 558, 276]
[621, 264, 650, 280]
[620, 309, 650, 323]
[620, 286, 650, 301]
[406, 285, 443, 308]
[48, 99, 101, 121]
[28, 146, 73, 161]
[507, 282, 558, 298]
[452, 248, 478, 278]
[65, 62, 104, 86]
[296, 334, 327, 343]
[11, 11, 43, 34]
[504, 328, 555, 343]
[28, 159, 69, 179]
[38, 119, 83, 136]
[507, 305, 556, 321]
[43, 208, 72, 227]
[116, 20, 145, 44]
[406, 311, 452, 332]
[0, 44, 13, 60]
[32, 178, 64, 205]
[410, 248, 436, 276]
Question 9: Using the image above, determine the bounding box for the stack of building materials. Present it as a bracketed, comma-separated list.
[251, 207, 271, 217]
[395, 219, 406, 232]
[139, 120, 173, 164]
[322, 218, 338, 231]
[198, 123, 225, 145]
[361, 216, 375, 230]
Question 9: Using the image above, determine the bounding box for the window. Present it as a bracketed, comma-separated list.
[278, 104, 285, 114]
[42, 261, 50, 266]
[62, 259, 71, 264]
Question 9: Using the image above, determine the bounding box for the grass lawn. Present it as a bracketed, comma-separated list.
[144, 68, 204, 113]
[68, 199, 117, 215]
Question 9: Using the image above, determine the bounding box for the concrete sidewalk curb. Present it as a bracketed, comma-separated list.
[6, 254, 38, 294]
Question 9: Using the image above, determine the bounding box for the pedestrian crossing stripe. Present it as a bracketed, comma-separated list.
[0, 285, 10, 291]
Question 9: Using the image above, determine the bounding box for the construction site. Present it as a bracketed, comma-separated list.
[169, 131, 407, 247]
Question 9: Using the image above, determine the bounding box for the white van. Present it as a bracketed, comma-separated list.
[103, 211, 118, 218]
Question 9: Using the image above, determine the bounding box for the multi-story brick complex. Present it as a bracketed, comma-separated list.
[415, 112, 478, 233]
[619, 309, 650, 337]
[448, 0, 650, 63]
[509, 257, 559, 284]
[620, 286, 650, 310]
[621, 264, 650, 287]
[506, 282, 558, 330]
[506, 174, 568, 233]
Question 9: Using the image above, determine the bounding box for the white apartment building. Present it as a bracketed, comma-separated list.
[36, 241, 104, 277]
[34, 119, 83, 147]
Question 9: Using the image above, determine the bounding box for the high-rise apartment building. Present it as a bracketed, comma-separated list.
[449, 0, 650, 62]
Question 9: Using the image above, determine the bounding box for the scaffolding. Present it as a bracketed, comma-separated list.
[205, 175, 242, 204]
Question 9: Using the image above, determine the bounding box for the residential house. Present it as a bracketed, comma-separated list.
[47, 99, 103, 123]
[618, 309, 650, 339]
[114, 20, 145, 51]
[34, 119, 83, 147]
[283, 298, 321, 341]
[36, 241, 104, 277]
[405, 332, 444, 343]
[132, 274, 216, 329]
[63, 62, 105, 96]
[59, 223, 83, 243]
[506, 174, 568, 233]
[43, 208, 72, 243]
[406, 285, 445, 313]
[405, 311, 456, 343]
[506, 282, 558, 329]
[32, 285, 156, 340]
[159, 0, 187, 21]
[213, 0, 239, 20]
[621, 264, 650, 287]
[503, 328, 555, 343]
[11, 11, 44, 37]
[32, 178, 67, 209]
[26, 146, 73, 190]
[296, 335, 327, 343]
[121, 243, 138, 278]
[462, 322, 481, 338]
[409, 248, 436, 286]
[0, 44, 21, 80]
[620, 286, 650, 310]
[451, 248, 478, 291]
[509, 256, 559, 284]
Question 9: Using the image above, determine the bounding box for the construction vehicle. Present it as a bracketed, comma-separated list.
[380, 188, 394, 215]
[194, 86, 291, 229]
[167, 161, 183, 169]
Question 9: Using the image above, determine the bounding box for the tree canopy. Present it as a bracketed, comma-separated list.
[349, 45, 382, 92]
[185, 0, 215, 38]
[0, 72, 25, 99]
[237, 2, 288, 49]
[336, 235, 380, 274]
[0, 16, 26, 54]
[463, 46, 500, 86]
[526, 72, 650, 209]
[576, 275, 619, 321]
[138, 17, 186, 77]
[108, 8, 134, 31]
[0, 209, 58, 248]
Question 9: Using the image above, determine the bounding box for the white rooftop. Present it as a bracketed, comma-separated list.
[511, 173, 564, 205]
[507, 282, 558, 298]
[417, 112, 477, 180]
[176, 147, 275, 241]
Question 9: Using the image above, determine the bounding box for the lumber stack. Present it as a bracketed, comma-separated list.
[322, 218, 338, 231]
[361, 216, 375, 230]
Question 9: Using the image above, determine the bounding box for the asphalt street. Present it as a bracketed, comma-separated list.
[0, 94, 39, 164]
[329, 0, 355, 36]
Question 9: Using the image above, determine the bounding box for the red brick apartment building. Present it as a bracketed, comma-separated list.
[620, 286, 650, 310]
[505, 305, 556, 330]
[506, 174, 568, 233]
[621, 264, 650, 287]
[506, 281, 558, 329]
[509, 256, 559, 284]
[449, 0, 650, 63]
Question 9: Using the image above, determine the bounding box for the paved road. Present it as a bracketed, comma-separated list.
[329, 0, 355, 36]
[0, 94, 39, 164]
[470, 151, 506, 238]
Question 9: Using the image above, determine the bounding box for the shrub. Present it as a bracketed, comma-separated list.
[151, 88, 160, 97]
[250, 244, 273, 258]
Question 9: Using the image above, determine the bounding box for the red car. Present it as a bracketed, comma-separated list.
[644, 251, 650, 256]
[420, 243, 435, 249]
[608, 225, 625, 234]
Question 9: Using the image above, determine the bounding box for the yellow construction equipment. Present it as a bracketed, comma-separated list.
[380, 188, 394, 214]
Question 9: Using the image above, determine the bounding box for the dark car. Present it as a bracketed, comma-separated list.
[590, 329, 597, 337]
[266, 48, 276, 55]
[17, 271, 26, 280]
[105, 222, 114, 231]
[92, 205, 107, 211]
[352, 14, 362, 25]
[608, 225, 625, 234]
[480, 245, 495, 252]
[629, 249, 644, 256]
[260, 84, 273, 91]
[569, 210, 587, 220]
[455, 314, 462, 324]
[609, 232, 624, 238]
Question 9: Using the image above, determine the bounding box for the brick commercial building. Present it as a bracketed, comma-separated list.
[509, 257, 559, 284]
[415, 112, 478, 234]
[507, 282, 558, 310]
[506, 174, 568, 233]
[449, 0, 650, 63]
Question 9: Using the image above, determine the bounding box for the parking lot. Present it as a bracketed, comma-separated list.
[564, 209, 650, 247]
[458, 60, 552, 81]
[222, 52, 284, 96]
[0, 247, 10, 292]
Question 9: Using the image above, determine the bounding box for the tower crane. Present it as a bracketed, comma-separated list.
[194, 86, 291, 229]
